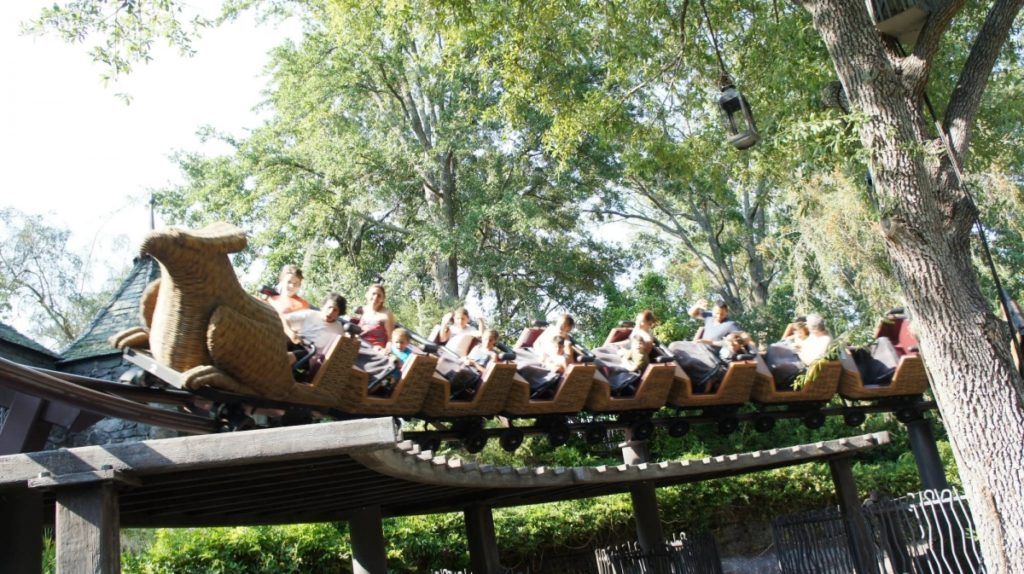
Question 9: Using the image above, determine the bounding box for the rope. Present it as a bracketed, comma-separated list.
[699, 0, 731, 85]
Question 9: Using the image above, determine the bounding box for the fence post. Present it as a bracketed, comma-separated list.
[829, 456, 877, 574]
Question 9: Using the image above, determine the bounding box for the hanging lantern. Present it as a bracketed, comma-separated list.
[717, 76, 759, 150]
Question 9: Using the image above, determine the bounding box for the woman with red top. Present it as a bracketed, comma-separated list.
[268, 264, 311, 315]
[358, 283, 395, 350]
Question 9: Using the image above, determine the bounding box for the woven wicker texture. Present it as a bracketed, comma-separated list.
[839, 353, 929, 399]
[585, 363, 676, 412]
[504, 364, 596, 415]
[140, 278, 160, 329]
[110, 327, 150, 351]
[667, 361, 758, 407]
[335, 354, 437, 415]
[751, 360, 842, 403]
[140, 223, 257, 372]
[206, 305, 296, 400]
[283, 335, 363, 407]
[420, 362, 518, 417]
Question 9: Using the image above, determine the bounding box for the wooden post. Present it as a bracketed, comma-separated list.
[55, 482, 121, 574]
[349, 506, 387, 574]
[465, 503, 502, 574]
[621, 431, 665, 552]
[829, 457, 877, 574]
[0, 487, 43, 574]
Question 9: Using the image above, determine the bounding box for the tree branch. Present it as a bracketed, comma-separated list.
[944, 0, 1024, 162]
[903, 0, 964, 96]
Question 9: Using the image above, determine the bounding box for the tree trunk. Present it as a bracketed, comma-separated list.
[803, 2, 1024, 570]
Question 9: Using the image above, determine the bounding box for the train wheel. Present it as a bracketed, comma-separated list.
[802, 411, 826, 429]
[417, 436, 441, 453]
[753, 415, 775, 433]
[629, 420, 655, 442]
[462, 430, 488, 454]
[585, 425, 607, 445]
[667, 420, 690, 438]
[499, 428, 525, 452]
[843, 412, 866, 427]
[547, 422, 570, 447]
[895, 407, 919, 423]
[716, 418, 739, 435]
[216, 404, 256, 432]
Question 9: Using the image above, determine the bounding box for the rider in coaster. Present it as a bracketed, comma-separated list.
[534, 313, 576, 362]
[797, 314, 832, 364]
[282, 293, 347, 379]
[690, 301, 742, 348]
[631, 309, 656, 344]
[439, 307, 486, 354]
[620, 332, 653, 373]
[268, 264, 311, 315]
[357, 284, 395, 351]
[462, 329, 500, 373]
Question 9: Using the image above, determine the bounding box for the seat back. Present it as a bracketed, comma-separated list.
[604, 327, 632, 346]
[515, 327, 545, 349]
[875, 315, 919, 357]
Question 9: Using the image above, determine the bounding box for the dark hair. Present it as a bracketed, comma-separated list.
[558, 314, 575, 329]
[713, 301, 729, 310]
[637, 309, 657, 324]
[279, 264, 303, 282]
[323, 293, 346, 315]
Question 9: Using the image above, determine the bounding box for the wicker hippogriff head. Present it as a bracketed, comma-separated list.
[140, 222, 248, 270]
[139, 222, 293, 390]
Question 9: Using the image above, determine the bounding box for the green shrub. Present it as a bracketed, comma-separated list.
[123, 524, 350, 574]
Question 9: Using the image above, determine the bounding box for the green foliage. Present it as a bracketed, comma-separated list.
[24, 1, 213, 88]
[123, 524, 350, 574]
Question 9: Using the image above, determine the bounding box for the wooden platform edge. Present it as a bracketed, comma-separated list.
[350, 431, 891, 489]
[0, 417, 400, 488]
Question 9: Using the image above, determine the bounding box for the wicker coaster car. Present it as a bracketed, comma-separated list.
[501, 326, 596, 416]
[752, 344, 842, 404]
[664, 341, 758, 408]
[839, 313, 928, 399]
[584, 326, 675, 412]
[399, 325, 519, 418]
[107, 222, 439, 413]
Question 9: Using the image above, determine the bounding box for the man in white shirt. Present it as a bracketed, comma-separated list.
[797, 313, 832, 365]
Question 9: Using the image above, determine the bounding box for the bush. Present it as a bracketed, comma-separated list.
[123, 524, 350, 574]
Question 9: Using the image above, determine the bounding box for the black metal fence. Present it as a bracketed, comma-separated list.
[772, 489, 984, 574]
[594, 532, 723, 574]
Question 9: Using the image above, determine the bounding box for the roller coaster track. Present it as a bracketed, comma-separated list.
[0, 358, 219, 435]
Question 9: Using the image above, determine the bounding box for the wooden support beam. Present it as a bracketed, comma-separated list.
[829, 457, 876, 574]
[465, 503, 502, 574]
[0, 417, 399, 487]
[56, 483, 121, 574]
[0, 393, 51, 455]
[0, 487, 44, 574]
[905, 416, 951, 491]
[621, 430, 664, 553]
[349, 506, 387, 574]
